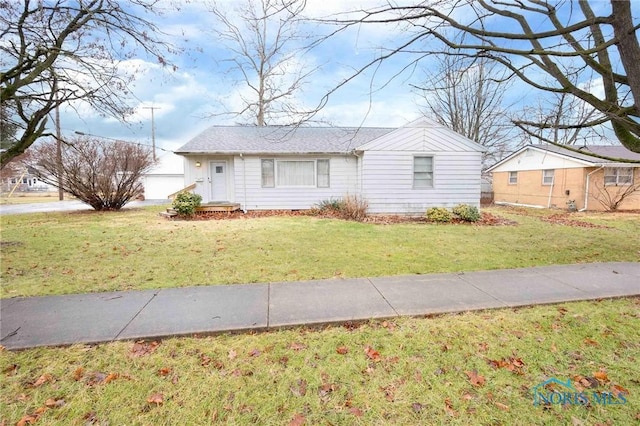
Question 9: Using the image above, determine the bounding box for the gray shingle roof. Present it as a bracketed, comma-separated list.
[175, 126, 395, 155]
[531, 144, 640, 164]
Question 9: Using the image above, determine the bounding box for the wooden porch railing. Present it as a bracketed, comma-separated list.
[167, 183, 196, 200]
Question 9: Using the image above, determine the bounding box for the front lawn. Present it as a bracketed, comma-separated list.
[1, 206, 639, 298]
[1, 298, 638, 425]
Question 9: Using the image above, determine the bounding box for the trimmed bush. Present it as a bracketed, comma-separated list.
[172, 192, 202, 216]
[426, 207, 452, 223]
[452, 204, 481, 222]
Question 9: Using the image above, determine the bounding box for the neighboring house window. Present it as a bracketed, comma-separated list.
[262, 159, 330, 188]
[261, 159, 275, 188]
[508, 171, 518, 185]
[317, 159, 330, 188]
[413, 156, 433, 188]
[542, 169, 554, 185]
[604, 167, 633, 185]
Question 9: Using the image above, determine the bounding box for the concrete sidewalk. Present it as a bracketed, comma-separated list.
[1, 262, 638, 350]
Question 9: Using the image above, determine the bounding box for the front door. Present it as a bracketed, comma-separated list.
[209, 161, 228, 201]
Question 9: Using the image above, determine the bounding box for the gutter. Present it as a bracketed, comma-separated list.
[580, 166, 604, 212]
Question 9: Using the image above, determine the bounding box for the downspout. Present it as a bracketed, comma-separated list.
[580, 166, 604, 212]
[547, 175, 555, 208]
[240, 153, 247, 213]
[353, 150, 363, 197]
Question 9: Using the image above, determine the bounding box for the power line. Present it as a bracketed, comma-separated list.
[73, 131, 173, 155]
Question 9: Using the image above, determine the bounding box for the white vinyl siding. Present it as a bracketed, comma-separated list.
[542, 169, 554, 185]
[508, 171, 518, 185]
[604, 167, 633, 185]
[413, 156, 433, 188]
[237, 156, 355, 210]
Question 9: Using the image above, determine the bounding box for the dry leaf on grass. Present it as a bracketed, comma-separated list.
[288, 413, 306, 426]
[290, 379, 307, 397]
[146, 393, 164, 405]
[336, 346, 349, 355]
[130, 340, 160, 357]
[411, 402, 424, 413]
[465, 370, 486, 387]
[364, 345, 381, 362]
[593, 371, 609, 383]
[289, 342, 307, 351]
[32, 373, 53, 387]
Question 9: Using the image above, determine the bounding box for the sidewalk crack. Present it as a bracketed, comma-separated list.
[367, 278, 399, 317]
[113, 291, 159, 341]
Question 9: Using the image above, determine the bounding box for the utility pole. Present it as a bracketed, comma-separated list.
[143, 106, 160, 161]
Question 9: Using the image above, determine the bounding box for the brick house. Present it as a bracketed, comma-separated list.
[486, 144, 640, 211]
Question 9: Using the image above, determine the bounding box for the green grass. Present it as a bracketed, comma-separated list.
[1, 206, 639, 298]
[1, 298, 638, 425]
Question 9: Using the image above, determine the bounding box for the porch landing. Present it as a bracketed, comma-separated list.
[196, 203, 242, 213]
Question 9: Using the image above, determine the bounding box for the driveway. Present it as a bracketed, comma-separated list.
[0, 199, 169, 215]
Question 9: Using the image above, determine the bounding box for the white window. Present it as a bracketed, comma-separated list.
[261, 159, 274, 188]
[261, 159, 330, 188]
[604, 167, 633, 185]
[317, 159, 330, 188]
[413, 156, 433, 188]
[277, 161, 315, 186]
[542, 169, 554, 185]
[508, 171, 518, 185]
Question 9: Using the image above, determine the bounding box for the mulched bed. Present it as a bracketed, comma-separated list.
[174, 210, 517, 226]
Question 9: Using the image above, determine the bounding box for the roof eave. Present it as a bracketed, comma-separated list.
[175, 150, 353, 156]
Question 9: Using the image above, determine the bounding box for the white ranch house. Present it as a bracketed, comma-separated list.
[174, 118, 484, 215]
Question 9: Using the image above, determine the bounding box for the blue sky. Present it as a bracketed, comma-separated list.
[60, 0, 632, 153]
[63, 0, 426, 153]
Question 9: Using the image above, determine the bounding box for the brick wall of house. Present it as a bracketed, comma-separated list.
[586, 168, 640, 211]
[493, 168, 587, 210]
[493, 167, 640, 211]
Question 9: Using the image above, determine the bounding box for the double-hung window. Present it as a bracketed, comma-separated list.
[261, 159, 330, 188]
[604, 167, 633, 185]
[508, 171, 518, 185]
[542, 169, 554, 185]
[413, 156, 433, 188]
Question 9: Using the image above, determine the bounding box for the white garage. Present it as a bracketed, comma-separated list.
[142, 153, 185, 200]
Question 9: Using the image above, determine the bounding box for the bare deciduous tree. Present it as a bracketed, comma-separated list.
[414, 55, 514, 165]
[515, 91, 601, 147]
[0, 0, 173, 169]
[323, 0, 640, 153]
[207, 0, 320, 126]
[30, 137, 155, 210]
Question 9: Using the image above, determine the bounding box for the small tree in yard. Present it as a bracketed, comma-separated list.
[30, 137, 155, 211]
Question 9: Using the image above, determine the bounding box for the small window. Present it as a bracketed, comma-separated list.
[413, 156, 433, 188]
[215, 166, 223, 174]
[542, 169, 554, 185]
[508, 171, 518, 185]
[604, 167, 633, 185]
[317, 159, 330, 188]
[261, 159, 274, 188]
